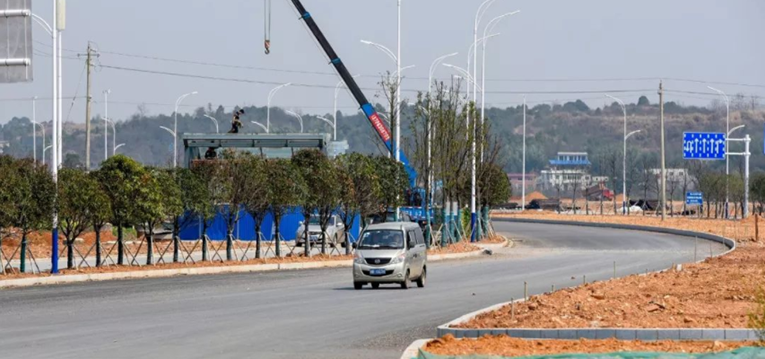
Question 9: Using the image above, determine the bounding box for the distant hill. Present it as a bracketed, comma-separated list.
[1, 99, 763, 178]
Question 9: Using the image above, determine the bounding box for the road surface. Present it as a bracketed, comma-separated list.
[0, 221, 728, 359]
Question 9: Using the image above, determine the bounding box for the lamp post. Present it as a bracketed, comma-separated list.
[159, 126, 176, 161]
[316, 116, 335, 137]
[442, 64, 482, 92]
[102, 90, 111, 162]
[606, 94, 632, 215]
[251, 121, 268, 133]
[104, 118, 118, 157]
[174, 91, 198, 168]
[32, 121, 45, 165]
[113, 143, 125, 154]
[522, 95, 526, 210]
[285, 110, 304, 133]
[31, 96, 38, 164]
[203, 115, 219, 133]
[426, 52, 457, 245]
[268, 83, 291, 134]
[360, 39, 410, 162]
[728, 125, 745, 218]
[43, 145, 52, 166]
[334, 74, 360, 142]
[480, 11, 519, 150]
[708, 86, 730, 218]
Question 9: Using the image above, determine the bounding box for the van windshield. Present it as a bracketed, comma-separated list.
[358, 230, 404, 250]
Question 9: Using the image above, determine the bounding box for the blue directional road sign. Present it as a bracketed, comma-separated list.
[683, 132, 726, 160]
[686, 192, 703, 206]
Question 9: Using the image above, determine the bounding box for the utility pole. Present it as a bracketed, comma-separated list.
[79, 42, 98, 170]
[659, 81, 667, 221]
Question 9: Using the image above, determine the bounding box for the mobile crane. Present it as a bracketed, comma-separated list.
[275, 0, 430, 221]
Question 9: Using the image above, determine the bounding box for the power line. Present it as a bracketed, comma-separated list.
[98, 63, 656, 95]
[77, 46, 765, 88]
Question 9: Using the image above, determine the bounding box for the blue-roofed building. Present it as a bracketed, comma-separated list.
[548, 152, 591, 167]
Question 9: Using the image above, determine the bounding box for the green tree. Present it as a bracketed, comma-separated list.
[336, 153, 379, 253]
[240, 155, 269, 259]
[191, 160, 223, 261]
[63, 153, 84, 170]
[637, 96, 651, 106]
[87, 172, 111, 267]
[169, 167, 210, 263]
[480, 164, 512, 208]
[7, 159, 55, 272]
[96, 155, 146, 265]
[372, 156, 409, 220]
[214, 151, 251, 261]
[136, 168, 176, 265]
[59, 168, 98, 269]
[265, 159, 307, 257]
[750, 172, 765, 215]
[292, 149, 339, 255]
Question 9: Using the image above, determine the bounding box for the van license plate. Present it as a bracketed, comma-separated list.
[370, 269, 386, 276]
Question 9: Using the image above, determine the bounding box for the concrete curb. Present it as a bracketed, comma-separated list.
[437, 219, 748, 341]
[0, 244, 497, 289]
[494, 217, 736, 254]
[400, 339, 431, 359]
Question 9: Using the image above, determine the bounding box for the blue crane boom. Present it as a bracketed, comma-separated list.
[287, 0, 417, 187]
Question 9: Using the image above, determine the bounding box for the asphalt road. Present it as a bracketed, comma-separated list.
[0, 221, 728, 359]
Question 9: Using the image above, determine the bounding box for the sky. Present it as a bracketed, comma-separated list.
[1, 0, 763, 125]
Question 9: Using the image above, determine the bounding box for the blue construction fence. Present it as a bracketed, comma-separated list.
[178, 207, 362, 242]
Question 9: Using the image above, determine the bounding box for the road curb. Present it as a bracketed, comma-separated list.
[0, 246, 494, 289]
[494, 217, 736, 254]
[436, 219, 747, 341]
[399, 339, 430, 359]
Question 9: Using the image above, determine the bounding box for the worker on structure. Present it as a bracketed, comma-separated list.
[229, 109, 245, 134]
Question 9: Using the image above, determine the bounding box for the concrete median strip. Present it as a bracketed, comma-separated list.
[0, 241, 506, 289]
[425, 219, 751, 347]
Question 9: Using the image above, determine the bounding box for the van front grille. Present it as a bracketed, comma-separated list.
[365, 258, 391, 265]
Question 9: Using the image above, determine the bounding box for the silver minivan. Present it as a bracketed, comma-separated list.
[352, 222, 427, 290]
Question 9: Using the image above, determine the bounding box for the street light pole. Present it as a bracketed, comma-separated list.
[396, 0, 402, 163]
[50, 0, 60, 275]
[316, 117, 335, 137]
[334, 74, 360, 142]
[203, 115, 219, 133]
[251, 121, 268, 133]
[471, 0, 498, 241]
[174, 91, 198, 168]
[31, 97, 37, 164]
[708, 86, 730, 219]
[32, 121, 45, 166]
[114, 143, 125, 154]
[285, 110, 304, 133]
[268, 83, 292, 134]
[480, 11, 519, 157]
[522, 95, 526, 210]
[606, 94, 629, 215]
[103, 90, 110, 162]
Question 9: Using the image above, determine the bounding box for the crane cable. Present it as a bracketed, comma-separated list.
[264, 0, 272, 54]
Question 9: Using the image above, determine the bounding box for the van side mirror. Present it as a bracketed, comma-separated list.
[352, 242, 358, 249]
[407, 239, 416, 249]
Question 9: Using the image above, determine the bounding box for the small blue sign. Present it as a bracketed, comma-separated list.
[683, 132, 726, 160]
[686, 192, 703, 205]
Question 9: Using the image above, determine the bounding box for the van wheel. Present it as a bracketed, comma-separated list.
[371, 283, 380, 289]
[400, 270, 410, 290]
[354, 282, 363, 290]
[417, 267, 426, 288]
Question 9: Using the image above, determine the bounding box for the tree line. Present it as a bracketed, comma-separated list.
[0, 151, 418, 272]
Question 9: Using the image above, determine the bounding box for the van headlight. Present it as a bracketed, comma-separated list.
[389, 252, 406, 264]
[354, 252, 365, 264]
